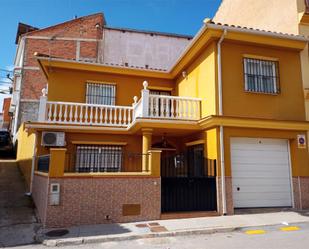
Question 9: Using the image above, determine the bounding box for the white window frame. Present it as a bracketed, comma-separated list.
[244, 58, 279, 94]
[86, 82, 116, 105]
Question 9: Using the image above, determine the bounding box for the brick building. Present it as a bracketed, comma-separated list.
[1, 98, 11, 129]
[10, 13, 192, 140]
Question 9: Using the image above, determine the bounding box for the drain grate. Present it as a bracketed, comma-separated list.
[45, 229, 69, 237]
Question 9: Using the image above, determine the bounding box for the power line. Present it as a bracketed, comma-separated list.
[0, 68, 13, 73]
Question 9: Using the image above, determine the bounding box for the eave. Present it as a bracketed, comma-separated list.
[36, 23, 309, 81]
[199, 115, 309, 131]
[37, 57, 173, 80]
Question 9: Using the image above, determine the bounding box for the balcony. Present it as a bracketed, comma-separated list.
[38, 81, 202, 128]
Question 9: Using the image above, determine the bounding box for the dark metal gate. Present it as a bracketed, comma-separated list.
[161, 145, 217, 213]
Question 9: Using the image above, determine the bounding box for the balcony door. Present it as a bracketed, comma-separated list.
[149, 89, 171, 117]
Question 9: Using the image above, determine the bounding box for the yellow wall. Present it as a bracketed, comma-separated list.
[16, 124, 36, 188]
[176, 41, 218, 117]
[221, 41, 306, 121]
[223, 127, 309, 177]
[36, 131, 144, 172]
[48, 67, 175, 106]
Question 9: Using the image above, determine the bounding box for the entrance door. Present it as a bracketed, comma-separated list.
[161, 145, 217, 213]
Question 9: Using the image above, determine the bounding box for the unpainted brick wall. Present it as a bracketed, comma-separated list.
[15, 13, 104, 128]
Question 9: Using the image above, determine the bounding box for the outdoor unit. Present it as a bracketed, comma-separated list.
[41, 131, 65, 147]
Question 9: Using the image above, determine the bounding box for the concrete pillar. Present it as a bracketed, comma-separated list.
[149, 150, 161, 177]
[38, 88, 48, 122]
[49, 148, 67, 177]
[142, 128, 153, 172]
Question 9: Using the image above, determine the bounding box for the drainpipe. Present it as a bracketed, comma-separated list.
[13, 37, 26, 141]
[217, 29, 227, 215]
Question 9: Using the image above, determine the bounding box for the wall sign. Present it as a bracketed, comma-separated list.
[297, 135, 306, 149]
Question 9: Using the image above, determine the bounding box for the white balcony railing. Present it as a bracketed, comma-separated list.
[38, 81, 202, 127]
[148, 95, 201, 120]
[41, 101, 133, 127]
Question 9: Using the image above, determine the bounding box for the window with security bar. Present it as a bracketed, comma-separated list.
[86, 83, 116, 105]
[243, 58, 279, 94]
[75, 145, 123, 172]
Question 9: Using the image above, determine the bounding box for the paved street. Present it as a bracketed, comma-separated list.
[6, 222, 309, 249]
[0, 160, 39, 247]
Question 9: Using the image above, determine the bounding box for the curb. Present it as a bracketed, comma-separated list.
[37, 226, 238, 247]
[37, 221, 309, 247]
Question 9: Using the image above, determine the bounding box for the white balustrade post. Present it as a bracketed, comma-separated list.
[38, 88, 47, 122]
[141, 81, 150, 117]
[132, 96, 138, 120]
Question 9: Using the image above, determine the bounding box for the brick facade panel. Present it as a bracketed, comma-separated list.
[21, 70, 47, 99]
[80, 41, 97, 59]
[26, 14, 103, 39]
[24, 39, 77, 67]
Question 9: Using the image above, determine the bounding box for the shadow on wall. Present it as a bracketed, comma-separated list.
[17, 159, 33, 190]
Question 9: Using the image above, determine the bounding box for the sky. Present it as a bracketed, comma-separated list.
[0, 0, 222, 109]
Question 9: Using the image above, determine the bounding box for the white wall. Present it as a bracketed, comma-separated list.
[100, 28, 191, 70]
[213, 0, 299, 35]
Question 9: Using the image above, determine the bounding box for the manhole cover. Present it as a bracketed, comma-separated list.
[45, 229, 69, 237]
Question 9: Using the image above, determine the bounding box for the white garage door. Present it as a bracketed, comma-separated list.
[231, 137, 292, 208]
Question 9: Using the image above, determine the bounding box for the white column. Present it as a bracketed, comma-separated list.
[38, 88, 47, 122]
[141, 81, 149, 117]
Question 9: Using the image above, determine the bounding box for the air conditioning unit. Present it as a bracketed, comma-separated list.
[41, 131, 65, 147]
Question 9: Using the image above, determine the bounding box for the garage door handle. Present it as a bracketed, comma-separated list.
[237, 187, 240, 191]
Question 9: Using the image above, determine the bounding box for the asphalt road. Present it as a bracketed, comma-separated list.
[7, 222, 309, 249]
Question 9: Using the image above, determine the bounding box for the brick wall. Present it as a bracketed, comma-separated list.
[32, 176, 161, 228]
[21, 70, 47, 99]
[13, 13, 104, 130]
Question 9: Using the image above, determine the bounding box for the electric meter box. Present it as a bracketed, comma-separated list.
[49, 183, 60, 205]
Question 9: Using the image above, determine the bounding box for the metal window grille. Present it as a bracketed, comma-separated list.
[86, 83, 116, 105]
[244, 58, 279, 94]
[75, 145, 123, 172]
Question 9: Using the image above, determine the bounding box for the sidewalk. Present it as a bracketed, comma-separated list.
[37, 210, 309, 246]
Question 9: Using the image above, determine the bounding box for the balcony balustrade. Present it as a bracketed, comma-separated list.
[38, 81, 202, 127]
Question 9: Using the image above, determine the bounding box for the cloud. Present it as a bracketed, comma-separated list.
[5, 65, 14, 72]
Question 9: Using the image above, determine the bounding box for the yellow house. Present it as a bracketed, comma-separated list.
[17, 20, 309, 228]
[214, 0, 309, 137]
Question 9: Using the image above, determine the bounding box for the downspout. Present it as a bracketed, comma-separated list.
[13, 37, 26, 141]
[217, 29, 227, 215]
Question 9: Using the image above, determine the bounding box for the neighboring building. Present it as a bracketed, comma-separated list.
[0, 113, 3, 128]
[213, 0, 309, 122]
[1, 98, 11, 129]
[10, 13, 192, 140]
[17, 19, 309, 227]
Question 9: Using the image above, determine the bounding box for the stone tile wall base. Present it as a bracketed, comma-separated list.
[216, 176, 234, 215]
[293, 177, 309, 210]
[36, 177, 161, 228]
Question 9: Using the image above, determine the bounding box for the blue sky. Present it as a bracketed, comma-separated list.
[0, 0, 222, 107]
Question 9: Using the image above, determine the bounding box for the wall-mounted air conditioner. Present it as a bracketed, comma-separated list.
[41, 131, 65, 147]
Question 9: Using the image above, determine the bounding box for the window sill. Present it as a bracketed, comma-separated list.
[244, 90, 280, 96]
